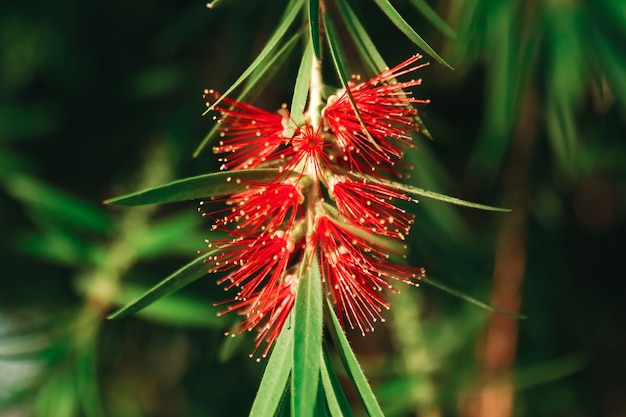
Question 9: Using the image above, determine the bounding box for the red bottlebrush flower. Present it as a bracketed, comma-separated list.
[201, 56, 429, 357]
[207, 231, 297, 357]
[208, 231, 294, 303]
[204, 89, 291, 170]
[200, 180, 304, 235]
[330, 177, 415, 240]
[224, 274, 298, 360]
[314, 216, 425, 335]
[321, 55, 429, 176]
[280, 123, 330, 177]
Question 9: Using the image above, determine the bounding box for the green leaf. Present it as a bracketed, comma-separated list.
[289, 38, 313, 130]
[114, 283, 223, 328]
[325, 300, 385, 417]
[104, 169, 283, 206]
[201, 0, 304, 116]
[292, 255, 323, 417]
[5, 175, 111, 234]
[320, 350, 354, 417]
[359, 175, 510, 212]
[407, 0, 457, 39]
[107, 253, 213, 319]
[372, 0, 453, 69]
[308, 0, 321, 59]
[245, 30, 304, 103]
[249, 320, 294, 417]
[335, 0, 387, 75]
[419, 275, 527, 319]
[195, 29, 303, 157]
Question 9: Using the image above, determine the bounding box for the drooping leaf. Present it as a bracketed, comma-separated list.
[249, 320, 294, 417]
[320, 350, 354, 417]
[325, 300, 385, 417]
[104, 169, 283, 206]
[372, 0, 453, 69]
[107, 252, 213, 319]
[292, 255, 323, 417]
[419, 275, 527, 319]
[407, 0, 457, 39]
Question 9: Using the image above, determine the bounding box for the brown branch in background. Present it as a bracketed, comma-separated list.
[462, 86, 537, 417]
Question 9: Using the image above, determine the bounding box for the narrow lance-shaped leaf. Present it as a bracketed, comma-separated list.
[197, 30, 304, 155]
[242, 30, 304, 106]
[325, 300, 385, 417]
[308, 0, 321, 59]
[320, 350, 354, 417]
[418, 275, 527, 319]
[372, 0, 453, 69]
[249, 319, 294, 417]
[107, 252, 213, 320]
[354, 174, 511, 212]
[104, 169, 284, 206]
[292, 254, 323, 417]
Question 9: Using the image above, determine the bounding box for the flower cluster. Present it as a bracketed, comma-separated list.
[201, 55, 428, 358]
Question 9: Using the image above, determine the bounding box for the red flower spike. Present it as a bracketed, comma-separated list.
[314, 216, 425, 335]
[322, 55, 429, 176]
[201, 56, 429, 357]
[207, 231, 293, 304]
[200, 180, 303, 235]
[204, 89, 291, 170]
[330, 177, 415, 240]
[206, 232, 298, 359]
[280, 123, 330, 177]
[226, 274, 298, 360]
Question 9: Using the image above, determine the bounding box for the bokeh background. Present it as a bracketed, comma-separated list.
[1, 0, 625, 416]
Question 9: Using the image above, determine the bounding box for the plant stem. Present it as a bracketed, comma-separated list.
[308, 54, 323, 131]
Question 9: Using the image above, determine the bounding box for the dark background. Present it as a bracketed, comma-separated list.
[1, 1, 625, 416]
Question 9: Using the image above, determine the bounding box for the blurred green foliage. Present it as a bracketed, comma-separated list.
[1, 0, 625, 416]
